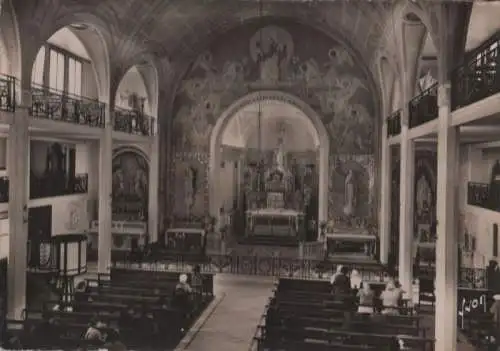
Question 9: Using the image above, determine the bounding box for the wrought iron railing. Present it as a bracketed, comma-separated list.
[451, 34, 500, 111]
[386, 109, 401, 137]
[113, 107, 155, 136]
[30, 85, 105, 127]
[467, 181, 500, 211]
[0, 176, 8, 203]
[0, 74, 16, 112]
[409, 83, 438, 128]
[30, 173, 88, 199]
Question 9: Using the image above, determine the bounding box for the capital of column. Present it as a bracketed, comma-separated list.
[438, 83, 451, 108]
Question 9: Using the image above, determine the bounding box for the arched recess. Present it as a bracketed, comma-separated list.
[392, 3, 439, 98]
[114, 56, 160, 120]
[209, 91, 329, 238]
[20, 10, 111, 103]
[414, 152, 437, 244]
[111, 147, 150, 221]
[0, 0, 22, 82]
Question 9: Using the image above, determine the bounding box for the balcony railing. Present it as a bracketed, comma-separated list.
[386, 109, 401, 137]
[409, 83, 438, 128]
[467, 182, 500, 211]
[0, 176, 8, 203]
[0, 74, 16, 112]
[30, 86, 105, 127]
[451, 34, 500, 111]
[113, 107, 156, 136]
[30, 173, 88, 200]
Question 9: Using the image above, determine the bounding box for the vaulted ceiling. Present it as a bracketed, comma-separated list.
[14, 0, 391, 74]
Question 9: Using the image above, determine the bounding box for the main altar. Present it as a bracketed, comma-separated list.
[242, 123, 310, 243]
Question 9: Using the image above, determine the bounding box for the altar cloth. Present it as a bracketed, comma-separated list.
[246, 208, 304, 216]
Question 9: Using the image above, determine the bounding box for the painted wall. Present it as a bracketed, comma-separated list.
[458, 146, 500, 268]
[168, 19, 377, 226]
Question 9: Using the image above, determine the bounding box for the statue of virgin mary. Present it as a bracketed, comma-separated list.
[343, 169, 356, 216]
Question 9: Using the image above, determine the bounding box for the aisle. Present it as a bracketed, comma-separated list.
[177, 274, 274, 351]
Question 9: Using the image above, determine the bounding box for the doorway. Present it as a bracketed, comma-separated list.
[28, 205, 52, 241]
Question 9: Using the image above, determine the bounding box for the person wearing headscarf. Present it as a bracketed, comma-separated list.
[175, 274, 193, 294]
[330, 265, 343, 285]
[357, 282, 375, 314]
[380, 280, 403, 315]
[350, 269, 362, 291]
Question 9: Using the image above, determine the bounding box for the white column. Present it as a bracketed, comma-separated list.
[379, 119, 391, 264]
[98, 116, 113, 274]
[7, 91, 29, 319]
[398, 114, 415, 294]
[148, 131, 160, 243]
[318, 144, 329, 240]
[435, 83, 458, 351]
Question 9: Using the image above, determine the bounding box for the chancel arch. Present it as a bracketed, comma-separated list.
[209, 91, 329, 240]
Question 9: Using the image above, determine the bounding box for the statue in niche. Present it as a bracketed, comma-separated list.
[416, 175, 432, 221]
[273, 123, 287, 172]
[113, 169, 126, 197]
[184, 165, 198, 216]
[343, 169, 356, 216]
[250, 26, 293, 84]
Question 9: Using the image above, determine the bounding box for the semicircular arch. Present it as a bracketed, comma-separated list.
[209, 90, 329, 237]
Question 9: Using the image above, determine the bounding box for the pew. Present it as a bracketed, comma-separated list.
[255, 277, 432, 351]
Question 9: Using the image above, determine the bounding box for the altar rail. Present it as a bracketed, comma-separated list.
[113, 255, 386, 282]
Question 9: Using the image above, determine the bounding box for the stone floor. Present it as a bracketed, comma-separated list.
[177, 274, 274, 351]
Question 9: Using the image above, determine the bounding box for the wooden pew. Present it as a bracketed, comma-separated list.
[259, 325, 434, 351]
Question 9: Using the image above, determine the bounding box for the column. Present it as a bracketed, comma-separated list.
[435, 83, 458, 351]
[398, 111, 415, 295]
[379, 119, 391, 264]
[7, 90, 29, 319]
[148, 131, 160, 243]
[98, 115, 113, 274]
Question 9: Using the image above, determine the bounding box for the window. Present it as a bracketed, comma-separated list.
[32, 44, 86, 96]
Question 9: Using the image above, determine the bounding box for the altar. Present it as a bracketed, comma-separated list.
[246, 208, 304, 237]
[325, 232, 377, 259]
[164, 228, 206, 255]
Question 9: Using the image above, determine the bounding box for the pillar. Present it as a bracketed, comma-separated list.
[398, 112, 415, 294]
[435, 83, 458, 351]
[379, 118, 391, 264]
[148, 130, 160, 243]
[7, 90, 29, 320]
[97, 114, 113, 274]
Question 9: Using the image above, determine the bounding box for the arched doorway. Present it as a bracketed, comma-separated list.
[209, 91, 329, 241]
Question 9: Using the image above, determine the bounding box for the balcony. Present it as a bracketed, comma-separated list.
[451, 34, 500, 111]
[0, 176, 8, 203]
[467, 182, 500, 211]
[30, 173, 88, 200]
[0, 74, 16, 112]
[409, 83, 438, 128]
[30, 86, 105, 127]
[386, 109, 402, 137]
[113, 107, 156, 136]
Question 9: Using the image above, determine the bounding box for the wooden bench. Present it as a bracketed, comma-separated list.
[259, 325, 433, 351]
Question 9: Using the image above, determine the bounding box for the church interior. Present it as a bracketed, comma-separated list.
[1, 0, 500, 350]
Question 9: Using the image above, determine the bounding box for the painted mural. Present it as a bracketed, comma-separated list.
[169, 20, 377, 225]
[112, 151, 149, 221]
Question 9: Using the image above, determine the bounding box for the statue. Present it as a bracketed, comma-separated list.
[416, 176, 432, 220]
[273, 122, 287, 172]
[184, 165, 198, 216]
[343, 169, 356, 216]
[250, 26, 293, 84]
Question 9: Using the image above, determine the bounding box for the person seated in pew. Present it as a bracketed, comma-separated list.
[191, 265, 203, 309]
[332, 266, 352, 299]
[74, 281, 89, 303]
[84, 318, 107, 346]
[330, 265, 344, 285]
[119, 307, 136, 331]
[175, 273, 193, 294]
[489, 294, 500, 346]
[380, 280, 403, 315]
[357, 281, 375, 314]
[350, 269, 362, 292]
